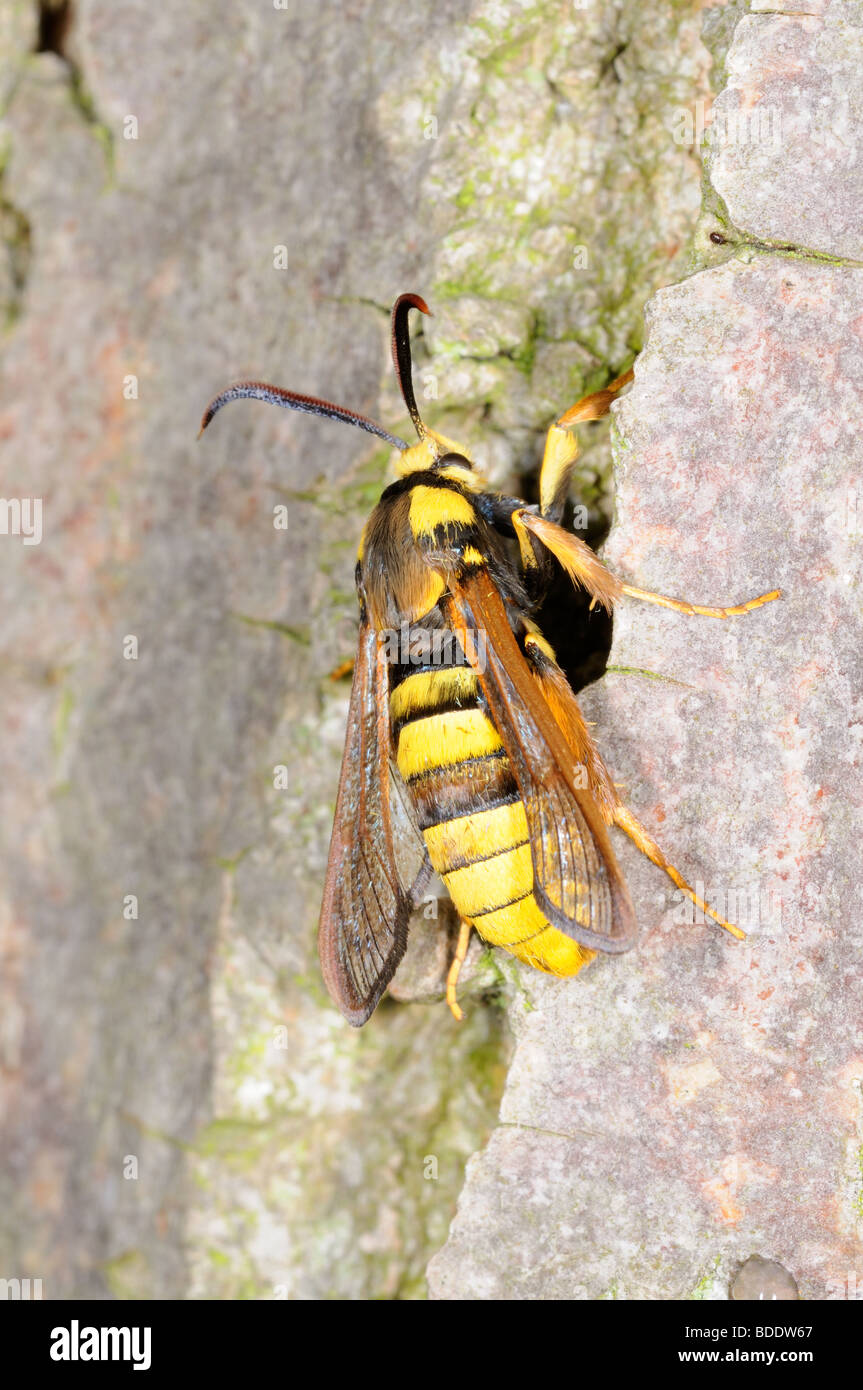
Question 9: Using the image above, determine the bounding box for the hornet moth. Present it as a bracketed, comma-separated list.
[200, 294, 780, 1026]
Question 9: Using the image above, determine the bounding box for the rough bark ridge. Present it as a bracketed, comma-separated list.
[430, 0, 863, 1301]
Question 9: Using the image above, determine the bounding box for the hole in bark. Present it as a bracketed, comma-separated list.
[534, 509, 614, 697]
[514, 462, 613, 696]
[36, 1, 73, 58]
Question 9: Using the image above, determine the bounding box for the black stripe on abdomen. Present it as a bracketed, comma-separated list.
[409, 756, 519, 832]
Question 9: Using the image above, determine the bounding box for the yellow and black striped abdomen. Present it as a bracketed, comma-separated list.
[391, 661, 595, 977]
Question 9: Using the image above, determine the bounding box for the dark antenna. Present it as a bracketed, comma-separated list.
[390, 293, 431, 440]
[198, 381, 408, 451]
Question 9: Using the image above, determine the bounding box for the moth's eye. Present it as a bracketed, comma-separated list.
[434, 452, 473, 471]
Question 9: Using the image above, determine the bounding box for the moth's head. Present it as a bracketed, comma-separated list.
[198, 291, 483, 486]
[395, 443, 479, 491]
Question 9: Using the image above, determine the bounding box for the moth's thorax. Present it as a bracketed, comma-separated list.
[358, 472, 485, 630]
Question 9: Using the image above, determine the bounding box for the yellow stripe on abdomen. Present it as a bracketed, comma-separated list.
[396, 707, 502, 782]
[390, 666, 478, 725]
[423, 800, 528, 875]
[443, 843, 533, 919]
[515, 924, 596, 976]
[470, 892, 595, 976]
[421, 801, 595, 978]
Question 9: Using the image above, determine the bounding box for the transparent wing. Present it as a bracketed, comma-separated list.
[318, 621, 428, 1024]
[444, 567, 636, 953]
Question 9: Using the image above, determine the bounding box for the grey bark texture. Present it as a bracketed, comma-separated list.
[0, 0, 858, 1301]
[430, 0, 863, 1301]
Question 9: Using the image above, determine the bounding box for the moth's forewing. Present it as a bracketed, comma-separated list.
[318, 621, 425, 1024]
[444, 566, 637, 954]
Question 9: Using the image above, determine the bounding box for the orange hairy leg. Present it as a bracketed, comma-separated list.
[555, 367, 635, 427]
[618, 583, 781, 619]
[537, 368, 635, 522]
[535, 368, 781, 620]
[517, 508, 782, 622]
[611, 806, 746, 939]
[446, 918, 472, 1022]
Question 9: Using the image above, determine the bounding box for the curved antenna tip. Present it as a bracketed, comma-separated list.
[395, 292, 432, 318]
[197, 398, 220, 437]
